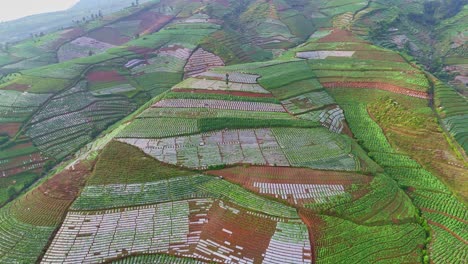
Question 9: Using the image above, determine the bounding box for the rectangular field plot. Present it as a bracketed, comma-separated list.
[139, 108, 292, 120]
[296, 51, 355, 59]
[0, 90, 51, 108]
[173, 78, 270, 94]
[207, 166, 372, 206]
[73, 175, 298, 218]
[254, 182, 345, 204]
[272, 127, 358, 171]
[281, 90, 335, 114]
[263, 222, 312, 264]
[153, 99, 286, 112]
[118, 128, 290, 169]
[42, 199, 212, 263]
[119, 127, 358, 171]
[44, 199, 307, 264]
[90, 84, 136, 96]
[195, 72, 260, 84]
[117, 118, 199, 138]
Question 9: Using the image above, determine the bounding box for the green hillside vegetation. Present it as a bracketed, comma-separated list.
[0, 0, 465, 263]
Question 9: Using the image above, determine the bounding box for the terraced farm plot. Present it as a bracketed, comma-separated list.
[434, 80, 468, 153]
[58, 37, 116, 62]
[336, 93, 468, 262]
[318, 106, 346, 134]
[119, 126, 358, 171]
[90, 84, 136, 96]
[195, 72, 259, 84]
[138, 108, 292, 120]
[44, 198, 308, 263]
[208, 166, 372, 205]
[153, 99, 286, 112]
[296, 50, 355, 59]
[157, 44, 192, 60]
[281, 90, 335, 114]
[0, 90, 51, 121]
[184, 48, 225, 77]
[313, 215, 425, 264]
[0, 205, 55, 263]
[272, 127, 358, 171]
[118, 128, 290, 168]
[74, 174, 298, 218]
[173, 78, 270, 94]
[0, 151, 47, 178]
[131, 54, 187, 74]
[26, 82, 136, 159]
[111, 254, 205, 263]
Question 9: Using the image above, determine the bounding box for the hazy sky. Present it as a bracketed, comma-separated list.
[0, 0, 79, 22]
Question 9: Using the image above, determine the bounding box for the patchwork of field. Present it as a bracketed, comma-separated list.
[119, 126, 358, 170]
[208, 166, 372, 205]
[184, 48, 225, 77]
[26, 81, 136, 159]
[43, 199, 311, 264]
[0, 1, 466, 263]
[58, 37, 116, 62]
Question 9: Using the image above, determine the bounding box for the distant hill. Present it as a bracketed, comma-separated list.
[0, 0, 155, 43]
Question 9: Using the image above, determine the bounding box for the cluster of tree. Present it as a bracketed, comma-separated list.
[72, 10, 103, 25]
[131, 0, 140, 7]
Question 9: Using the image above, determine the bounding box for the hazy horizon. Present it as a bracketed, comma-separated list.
[0, 0, 79, 22]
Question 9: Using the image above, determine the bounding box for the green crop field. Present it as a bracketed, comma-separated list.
[0, 0, 465, 263]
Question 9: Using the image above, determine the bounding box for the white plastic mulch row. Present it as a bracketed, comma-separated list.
[175, 79, 269, 94]
[194, 72, 260, 84]
[41, 200, 212, 264]
[263, 222, 312, 264]
[153, 99, 285, 112]
[296, 51, 355, 60]
[319, 107, 345, 134]
[118, 128, 290, 169]
[253, 182, 345, 204]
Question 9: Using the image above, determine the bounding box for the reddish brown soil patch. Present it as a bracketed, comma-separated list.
[11, 162, 92, 226]
[198, 200, 276, 262]
[0, 153, 46, 178]
[47, 28, 85, 50]
[298, 208, 325, 264]
[2, 83, 30, 92]
[62, 28, 85, 39]
[88, 27, 130, 45]
[341, 121, 354, 138]
[39, 162, 90, 200]
[318, 29, 369, 43]
[139, 12, 174, 35]
[208, 166, 372, 185]
[0, 123, 21, 137]
[207, 166, 372, 206]
[323, 82, 430, 99]
[172, 88, 274, 98]
[87, 70, 126, 83]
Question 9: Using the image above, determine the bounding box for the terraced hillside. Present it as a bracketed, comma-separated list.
[0, 0, 466, 263]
